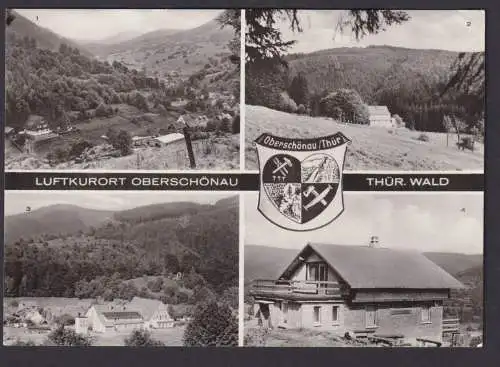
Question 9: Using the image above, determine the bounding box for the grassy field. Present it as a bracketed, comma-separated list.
[3, 325, 186, 347]
[54, 133, 240, 170]
[5, 133, 240, 170]
[245, 105, 484, 171]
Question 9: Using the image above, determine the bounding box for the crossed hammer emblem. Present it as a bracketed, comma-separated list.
[303, 185, 334, 210]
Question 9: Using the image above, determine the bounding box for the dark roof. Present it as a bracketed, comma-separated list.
[280, 243, 465, 290]
[102, 311, 142, 320]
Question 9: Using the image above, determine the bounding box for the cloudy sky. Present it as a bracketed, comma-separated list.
[15, 9, 224, 41]
[245, 192, 483, 254]
[4, 191, 233, 215]
[277, 10, 485, 53]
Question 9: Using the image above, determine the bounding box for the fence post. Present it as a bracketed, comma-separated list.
[183, 126, 196, 168]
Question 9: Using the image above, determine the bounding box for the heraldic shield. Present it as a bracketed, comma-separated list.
[256, 132, 350, 231]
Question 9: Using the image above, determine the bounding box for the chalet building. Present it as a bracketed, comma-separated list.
[250, 242, 464, 343]
[22, 115, 53, 137]
[367, 106, 393, 128]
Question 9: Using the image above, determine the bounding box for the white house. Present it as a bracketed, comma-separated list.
[367, 106, 393, 128]
[127, 297, 174, 329]
[75, 298, 174, 334]
[154, 132, 186, 147]
[78, 304, 144, 333]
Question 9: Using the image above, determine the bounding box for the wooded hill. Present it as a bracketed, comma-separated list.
[247, 45, 483, 133]
[4, 197, 239, 304]
[5, 12, 239, 134]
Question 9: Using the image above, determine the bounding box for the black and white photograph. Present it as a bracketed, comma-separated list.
[244, 192, 483, 347]
[245, 10, 485, 171]
[3, 191, 239, 346]
[5, 9, 241, 170]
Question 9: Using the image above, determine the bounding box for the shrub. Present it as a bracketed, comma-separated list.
[124, 329, 165, 347]
[297, 104, 306, 114]
[319, 89, 369, 124]
[55, 314, 75, 326]
[183, 301, 238, 347]
[278, 92, 298, 113]
[12, 338, 36, 346]
[69, 140, 93, 158]
[417, 133, 430, 142]
[48, 326, 92, 346]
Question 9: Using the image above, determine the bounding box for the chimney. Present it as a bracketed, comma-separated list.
[369, 236, 379, 248]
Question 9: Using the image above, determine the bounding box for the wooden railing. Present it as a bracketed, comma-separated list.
[442, 318, 460, 334]
[251, 279, 342, 297]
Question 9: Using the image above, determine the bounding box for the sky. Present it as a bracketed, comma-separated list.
[277, 10, 485, 53]
[15, 9, 224, 41]
[245, 192, 483, 254]
[4, 191, 233, 215]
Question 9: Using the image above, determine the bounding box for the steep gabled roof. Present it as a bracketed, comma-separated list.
[279, 243, 464, 290]
[367, 105, 390, 116]
[127, 297, 166, 321]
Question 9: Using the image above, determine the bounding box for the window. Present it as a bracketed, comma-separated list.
[421, 306, 431, 323]
[313, 306, 321, 325]
[282, 302, 288, 324]
[332, 306, 340, 325]
[365, 306, 377, 328]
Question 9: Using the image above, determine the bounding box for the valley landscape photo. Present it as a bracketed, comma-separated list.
[243, 192, 483, 347]
[3, 192, 239, 346]
[245, 10, 485, 171]
[5, 9, 241, 170]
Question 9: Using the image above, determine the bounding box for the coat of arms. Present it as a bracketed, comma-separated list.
[256, 132, 350, 231]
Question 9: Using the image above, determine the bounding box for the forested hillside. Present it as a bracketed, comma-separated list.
[247, 45, 484, 133]
[4, 196, 239, 303]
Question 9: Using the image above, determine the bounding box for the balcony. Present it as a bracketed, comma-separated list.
[250, 279, 345, 300]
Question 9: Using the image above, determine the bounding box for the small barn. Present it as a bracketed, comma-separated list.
[367, 106, 393, 128]
[250, 242, 464, 344]
[154, 133, 186, 148]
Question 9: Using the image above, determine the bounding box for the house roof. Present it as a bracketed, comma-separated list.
[5, 126, 14, 134]
[367, 106, 390, 116]
[155, 133, 185, 144]
[25, 115, 47, 129]
[280, 243, 464, 290]
[127, 297, 166, 321]
[90, 304, 143, 327]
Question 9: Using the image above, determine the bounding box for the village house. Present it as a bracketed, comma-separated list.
[250, 241, 464, 344]
[76, 304, 144, 333]
[75, 297, 173, 334]
[177, 113, 209, 129]
[127, 297, 174, 329]
[21, 115, 54, 138]
[154, 132, 186, 149]
[367, 106, 394, 128]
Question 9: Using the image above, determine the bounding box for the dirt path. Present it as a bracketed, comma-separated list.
[245, 105, 484, 171]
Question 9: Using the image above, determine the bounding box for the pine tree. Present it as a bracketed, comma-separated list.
[288, 72, 309, 106]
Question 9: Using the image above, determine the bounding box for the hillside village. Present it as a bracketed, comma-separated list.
[3, 195, 239, 346]
[5, 10, 240, 170]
